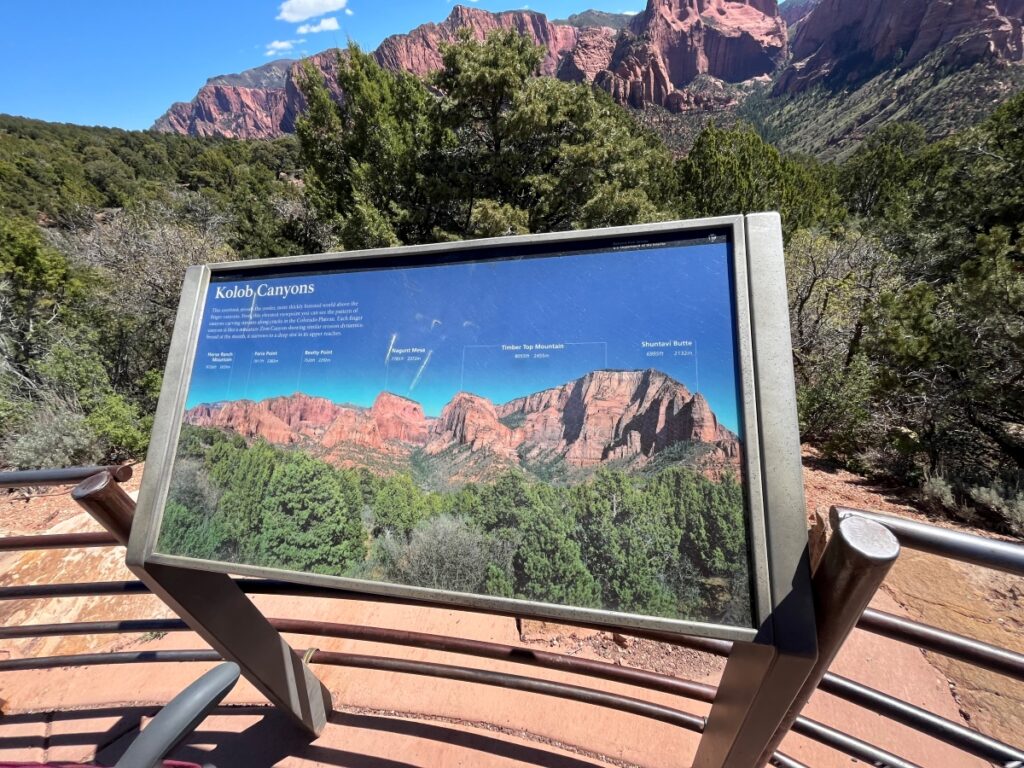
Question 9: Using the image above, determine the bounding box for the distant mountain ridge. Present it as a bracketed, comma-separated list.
[776, 0, 1023, 94]
[207, 59, 296, 89]
[154, 0, 1024, 156]
[183, 369, 740, 484]
[756, 0, 1024, 158]
[554, 10, 635, 30]
[154, 0, 787, 138]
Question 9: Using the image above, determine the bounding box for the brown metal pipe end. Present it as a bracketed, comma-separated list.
[836, 514, 900, 565]
[71, 471, 136, 546]
[71, 471, 115, 500]
[110, 464, 134, 483]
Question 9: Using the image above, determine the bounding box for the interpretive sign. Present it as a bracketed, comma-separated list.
[132, 215, 811, 643]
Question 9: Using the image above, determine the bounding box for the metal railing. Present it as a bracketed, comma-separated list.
[1, 467, 1023, 767]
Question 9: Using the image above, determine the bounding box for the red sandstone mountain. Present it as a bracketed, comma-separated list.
[494, 368, 738, 467]
[596, 0, 786, 110]
[425, 392, 521, 461]
[374, 5, 580, 78]
[185, 369, 739, 481]
[184, 393, 338, 444]
[155, 50, 345, 139]
[775, 0, 1024, 94]
[154, 1, 786, 139]
[185, 391, 429, 454]
[421, 368, 741, 469]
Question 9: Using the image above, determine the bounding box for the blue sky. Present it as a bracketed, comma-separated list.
[185, 240, 744, 434]
[0, 0, 644, 130]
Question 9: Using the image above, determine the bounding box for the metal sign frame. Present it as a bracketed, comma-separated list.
[127, 213, 817, 760]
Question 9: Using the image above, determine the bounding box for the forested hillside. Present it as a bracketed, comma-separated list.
[164, 425, 750, 625]
[2, 31, 1022, 536]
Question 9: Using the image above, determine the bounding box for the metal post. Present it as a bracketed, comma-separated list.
[756, 513, 900, 764]
[71, 473, 333, 737]
[690, 212, 821, 768]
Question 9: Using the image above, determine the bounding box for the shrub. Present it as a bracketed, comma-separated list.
[967, 484, 1024, 538]
[796, 353, 877, 464]
[376, 514, 510, 594]
[1, 400, 101, 469]
[85, 394, 152, 461]
[919, 474, 957, 513]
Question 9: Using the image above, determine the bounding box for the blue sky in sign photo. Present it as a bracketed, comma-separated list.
[185, 240, 744, 434]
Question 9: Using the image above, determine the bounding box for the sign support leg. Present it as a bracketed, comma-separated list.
[73, 472, 332, 737]
[692, 642, 814, 768]
[693, 513, 900, 768]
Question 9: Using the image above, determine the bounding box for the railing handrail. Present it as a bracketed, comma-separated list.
[0, 464, 132, 490]
[3, 613, 1019, 764]
[833, 506, 1024, 577]
[0, 532, 120, 551]
[2, 472, 1023, 768]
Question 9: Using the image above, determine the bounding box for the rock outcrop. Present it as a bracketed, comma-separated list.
[426, 392, 520, 460]
[154, 0, 787, 138]
[496, 369, 738, 467]
[155, 50, 344, 139]
[374, 5, 579, 78]
[153, 85, 292, 139]
[557, 26, 619, 83]
[184, 393, 339, 444]
[371, 392, 431, 444]
[597, 0, 786, 109]
[185, 391, 430, 454]
[776, 0, 1024, 94]
[424, 369, 740, 471]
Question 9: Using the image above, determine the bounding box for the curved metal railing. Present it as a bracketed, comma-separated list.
[1, 467, 1022, 767]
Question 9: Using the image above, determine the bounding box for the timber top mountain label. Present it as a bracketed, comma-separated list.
[157, 233, 757, 630]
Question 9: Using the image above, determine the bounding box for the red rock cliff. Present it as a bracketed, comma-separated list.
[184, 370, 739, 478]
[184, 393, 339, 444]
[185, 391, 431, 454]
[776, 0, 1024, 94]
[154, 0, 787, 137]
[426, 392, 521, 460]
[374, 5, 579, 77]
[497, 368, 738, 467]
[599, 0, 786, 110]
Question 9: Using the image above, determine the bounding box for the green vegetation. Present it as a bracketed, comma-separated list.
[788, 96, 1024, 534]
[162, 425, 752, 625]
[0, 117, 319, 466]
[296, 32, 676, 248]
[1, 29, 1021, 539]
[740, 51, 1024, 161]
[553, 11, 634, 31]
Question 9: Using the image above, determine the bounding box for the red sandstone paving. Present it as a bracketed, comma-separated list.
[0, 456, 1019, 766]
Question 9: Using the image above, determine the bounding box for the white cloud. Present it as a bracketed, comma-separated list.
[297, 16, 339, 33]
[344, 7, 353, 15]
[276, 0, 348, 23]
[265, 38, 305, 56]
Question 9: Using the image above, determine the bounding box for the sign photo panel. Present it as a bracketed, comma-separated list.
[133, 217, 807, 642]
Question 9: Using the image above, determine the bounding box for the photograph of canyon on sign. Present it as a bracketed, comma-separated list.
[2, 0, 1024, 762]
[158, 239, 755, 626]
